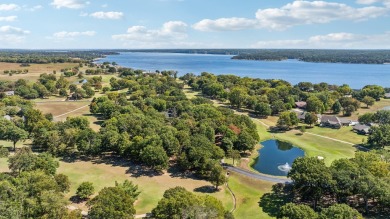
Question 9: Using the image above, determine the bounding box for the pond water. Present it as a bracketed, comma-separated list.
[252, 139, 304, 176]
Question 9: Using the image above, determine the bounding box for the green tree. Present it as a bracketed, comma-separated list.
[306, 96, 325, 114]
[254, 102, 271, 118]
[0, 118, 28, 151]
[361, 96, 375, 108]
[279, 203, 318, 219]
[304, 112, 318, 127]
[114, 180, 141, 200]
[320, 204, 363, 219]
[55, 174, 71, 193]
[368, 124, 390, 148]
[358, 113, 375, 124]
[209, 164, 227, 190]
[331, 101, 342, 114]
[88, 187, 136, 219]
[76, 182, 95, 199]
[34, 152, 59, 175]
[288, 157, 334, 210]
[277, 111, 292, 130]
[234, 130, 257, 152]
[152, 187, 227, 219]
[140, 145, 169, 171]
[228, 86, 247, 109]
[8, 146, 36, 174]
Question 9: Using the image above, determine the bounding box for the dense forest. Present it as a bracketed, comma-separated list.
[232, 49, 390, 64]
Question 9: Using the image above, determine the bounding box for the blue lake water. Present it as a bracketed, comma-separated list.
[98, 52, 390, 89]
[252, 140, 304, 176]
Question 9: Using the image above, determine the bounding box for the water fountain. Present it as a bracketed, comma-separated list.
[277, 162, 292, 172]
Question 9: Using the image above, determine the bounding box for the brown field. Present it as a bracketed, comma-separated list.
[0, 62, 79, 82]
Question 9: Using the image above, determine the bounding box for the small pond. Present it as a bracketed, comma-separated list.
[252, 139, 305, 176]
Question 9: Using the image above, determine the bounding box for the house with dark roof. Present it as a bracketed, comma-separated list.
[353, 124, 371, 135]
[320, 115, 341, 129]
[385, 93, 390, 99]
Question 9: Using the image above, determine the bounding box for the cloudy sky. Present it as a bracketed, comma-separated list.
[0, 0, 389, 49]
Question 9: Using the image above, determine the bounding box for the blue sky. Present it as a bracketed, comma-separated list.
[0, 0, 389, 49]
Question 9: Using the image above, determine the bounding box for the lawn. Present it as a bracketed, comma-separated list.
[271, 130, 356, 166]
[351, 98, 390, 120]
[228, 173, 274, 219]
[57, 159, 233, 215]
[307, 125, 367, 145]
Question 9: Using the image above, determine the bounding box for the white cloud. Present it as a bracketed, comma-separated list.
[252, 32, 390, 49]
[0, 4, 20, 11]
[193, 1, 390, 31]
[52, 31, 96, 39]
[113, 21, 188, 42]
[356, 0, 390, 7]
[193, 18, 258, 31]
[0, 16, 17, 22]
[0, 25, 30, 44]
[27, 5, 43, 12]
[51, 0, 89, 9]
[90, 11, 124, 19]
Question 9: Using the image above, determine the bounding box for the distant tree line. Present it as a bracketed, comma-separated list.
[232, 49, 390, 64]
[0, 50, 118, 64]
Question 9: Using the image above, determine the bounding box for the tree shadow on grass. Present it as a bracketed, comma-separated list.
[259, 183, 293, 218]
[69, 195, 85, 204]
[125, 165, 163, 178]
[193, 185, 217, 194]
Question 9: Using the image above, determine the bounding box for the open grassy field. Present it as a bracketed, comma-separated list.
[0, 157, 8, 173]
[57, 159, 233, 214]
[228, 173, 274, 218]
[0, 62, 79, 82]
[307, 126, 367, 145]
[352, 98, 390, 119]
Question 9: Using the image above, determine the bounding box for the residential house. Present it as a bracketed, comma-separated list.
[353, 124, 371, 135]
[320, 115, 341, 129]
[385, 93, 390, 99]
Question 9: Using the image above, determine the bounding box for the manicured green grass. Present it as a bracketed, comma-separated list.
[57, 160, 233, 214]
[307, 125, 367, 145]
[272, 130, 356, 166]
[228, 173, 274, 219]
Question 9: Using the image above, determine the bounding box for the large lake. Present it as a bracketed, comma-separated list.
[98, 52, 390, 89]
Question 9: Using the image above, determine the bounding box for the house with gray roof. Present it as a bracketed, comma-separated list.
[353, 124, 371, 135]
[320, 115, 341, 129]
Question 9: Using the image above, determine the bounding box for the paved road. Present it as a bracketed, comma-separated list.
[225, 165, 292, 183]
